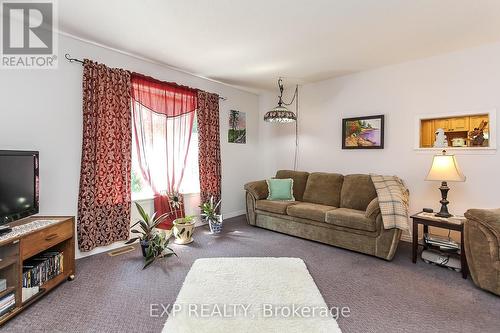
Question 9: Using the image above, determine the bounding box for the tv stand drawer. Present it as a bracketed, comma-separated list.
[21, 221, 73, 259]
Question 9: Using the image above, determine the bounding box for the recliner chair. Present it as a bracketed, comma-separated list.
[464, 208, 500, 296]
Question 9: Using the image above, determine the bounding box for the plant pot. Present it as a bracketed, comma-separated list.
[140, 240, 149, 257]
[172, 218, 195, 245]
[208, 215, 223, 234]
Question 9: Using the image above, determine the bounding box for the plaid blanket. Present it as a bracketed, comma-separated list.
[370, 174, 410, 232]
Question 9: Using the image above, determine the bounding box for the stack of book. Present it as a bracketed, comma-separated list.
[22, 251, 63, 288]
[0, 293, 15, 317]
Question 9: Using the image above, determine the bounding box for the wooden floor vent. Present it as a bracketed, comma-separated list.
[108, 246, 136, 257]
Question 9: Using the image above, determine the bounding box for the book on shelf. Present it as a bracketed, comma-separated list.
[22, 286, 40, 303]
[0, 279, 6, 293]
[0, 292, 15, 317]
[22, 251, 63, 289]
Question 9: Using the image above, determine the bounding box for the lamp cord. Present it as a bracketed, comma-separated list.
[277, 78, 300, 171]
[294, 85, 299, 170]
[282, 85, 299, 170]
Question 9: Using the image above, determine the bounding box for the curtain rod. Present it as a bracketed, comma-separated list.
[65, 53, 227, 101]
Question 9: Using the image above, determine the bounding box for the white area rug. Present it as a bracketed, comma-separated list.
[163, 257, 341, 333]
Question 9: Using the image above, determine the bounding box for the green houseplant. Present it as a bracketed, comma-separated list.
[172, 215, 196, 245]
[200, 196, 223, 234]
[142, 230, 177, 269]
[125, 202, 177, 269]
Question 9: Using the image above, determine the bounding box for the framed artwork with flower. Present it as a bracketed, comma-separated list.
[342, 115, 385, 149]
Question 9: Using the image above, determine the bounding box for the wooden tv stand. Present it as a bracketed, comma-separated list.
[0, 216, 75, 325]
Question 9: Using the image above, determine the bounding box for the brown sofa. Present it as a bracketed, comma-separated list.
[244, 170, 402, 260]
[464, 209, 500, 296]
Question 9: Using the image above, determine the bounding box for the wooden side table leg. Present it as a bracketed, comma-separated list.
[423, 225, 429, 250]
[461, 229, 468, 279]
[412, 220, 418, 263]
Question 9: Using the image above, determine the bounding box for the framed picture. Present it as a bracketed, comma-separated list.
[342, 115, 385, 149]
[228, 110, 246, 144]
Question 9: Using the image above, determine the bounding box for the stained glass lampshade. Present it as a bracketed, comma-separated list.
[264, 105, 296, 123]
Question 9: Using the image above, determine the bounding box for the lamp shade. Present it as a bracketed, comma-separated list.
[425, 151, 466, 182]
[264, 105, 296, 123]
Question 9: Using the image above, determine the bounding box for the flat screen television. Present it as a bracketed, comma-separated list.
[0, 150, 39, 225]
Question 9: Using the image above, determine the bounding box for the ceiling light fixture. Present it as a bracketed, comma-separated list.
[264, 77, 300, 171]
[264, 78, 298, 123]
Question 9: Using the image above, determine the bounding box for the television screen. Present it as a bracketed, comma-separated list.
[0, 151, 39, 225]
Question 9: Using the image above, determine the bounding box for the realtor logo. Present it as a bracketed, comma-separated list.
[1, 0, 58, 68]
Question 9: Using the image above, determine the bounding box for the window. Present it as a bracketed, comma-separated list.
[417, 111, 494, 149]
[131, 106, 200, 200]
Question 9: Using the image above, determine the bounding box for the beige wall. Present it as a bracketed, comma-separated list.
[0, 34, 263, 258]
[260, 42, 500, 241]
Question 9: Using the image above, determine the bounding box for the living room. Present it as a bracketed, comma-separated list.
[0, 1, 499, 332]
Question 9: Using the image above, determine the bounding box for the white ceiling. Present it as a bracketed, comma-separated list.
[59, 0, 500, 92]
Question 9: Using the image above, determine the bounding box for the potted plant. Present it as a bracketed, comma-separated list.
[142, 229, 177, 269]
[125, 202, 177, 269]
[200, 196, 223, 234]
[172, 215, 196, 244]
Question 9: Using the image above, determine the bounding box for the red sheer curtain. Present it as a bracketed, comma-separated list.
[131, 74, 197, 229]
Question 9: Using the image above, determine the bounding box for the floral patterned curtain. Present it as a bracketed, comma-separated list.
[197, 91, 222, 208]
[77, 60, 132, 252]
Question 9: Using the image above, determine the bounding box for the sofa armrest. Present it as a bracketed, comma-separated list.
[465, 209, 500, 268]
[244, 180, 268, 200]
[465, 209, 500, 240]
[365, 197, 380, 219]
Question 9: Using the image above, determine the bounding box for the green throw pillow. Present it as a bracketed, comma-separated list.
[266, 178, 295, 201]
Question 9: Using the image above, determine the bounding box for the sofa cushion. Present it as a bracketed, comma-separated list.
[255, 200, 298, 215]
[340, 174, 377, 211]
[286, 202, 337, 222]
[302, 172, 344, 207]
[325, 208, 377, 232]
[276, 170, 309, 201]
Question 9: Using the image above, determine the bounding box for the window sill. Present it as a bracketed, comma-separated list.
[414, 147, 496, 155]
[132, 192, 200, 203]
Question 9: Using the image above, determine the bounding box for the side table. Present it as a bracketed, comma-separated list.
[411, 212, 468, 279]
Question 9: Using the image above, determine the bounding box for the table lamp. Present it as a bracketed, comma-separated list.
[425, 150, 466, 218]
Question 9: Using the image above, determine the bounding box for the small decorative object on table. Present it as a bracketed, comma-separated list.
[411, 212, 468, 279]
[125, 202, 177, 269]
[200, 196, 223, 234]
[172, 216, 196, 244]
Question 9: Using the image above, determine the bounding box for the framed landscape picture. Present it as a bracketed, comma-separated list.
[342, 115, 384, 149]
[228, 110, 246, 144]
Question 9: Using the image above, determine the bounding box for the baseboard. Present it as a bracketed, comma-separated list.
[76, 241, 129, 259]
[223, 209, 246, 220]
[78, 210, 247, 258]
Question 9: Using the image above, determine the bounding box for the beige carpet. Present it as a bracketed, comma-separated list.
[163, 257, 341, 333]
